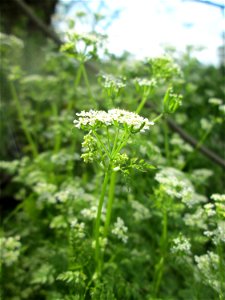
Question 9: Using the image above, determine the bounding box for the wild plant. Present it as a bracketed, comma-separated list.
[1, 27, 224, 300]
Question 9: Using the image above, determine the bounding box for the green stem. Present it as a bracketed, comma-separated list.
[68, 64, 83, 112]
[106, 127, 111, 150]
[163, 120, 170, 162]
[81, 64, 96, 108]
[112, 130, 130, 157]
[10, 81, 38, 157]
[136, 94, 148, 114]
[92, 130, 111, 157]
[162, 208, 168, 256]
[110, 126, 120, 158]
[152, 113, 164, 123]
[67, 64, 84, 174]
[94, 169, 110, 274]
[153, 206, 168, 297]
[104, 171, 117, 237]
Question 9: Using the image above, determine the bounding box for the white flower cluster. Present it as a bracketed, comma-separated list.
[34, 182, 57, 195]
[70, 218, 86, 239]
[0, 160, 19, 174]
[81, 205, 106, 221]
[54, 190, 71, 203]
[184, 193, 207, 208]
[33, 182, 57, 206]
[204, 221, 225, 245]
[134, 78, 157, 88]
[184, 208, 207, 230]
[0, 235, 21, 266]
[195, 251, 220, 293]
[210, 193, 225, 218]
[171, 234, 191, 255]
[204, 203, 216, 217]
[74, 109, 154, 132]
[155, 167, 194, 200]
[211, 194, 225, 202]
[195, 251, 219, 271]
[112, 217, 128, 243]
[130, 200, 151, 221]
[101, 74, 126, 91]
[191, 168, 214, 183]
[0, 32, 24, 49]
[171, 133, 193, 152]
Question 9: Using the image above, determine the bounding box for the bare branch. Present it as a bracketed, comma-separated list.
[13, 0, 62, 45]
[166, 118, 225, 169]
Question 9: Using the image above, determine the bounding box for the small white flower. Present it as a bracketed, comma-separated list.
[0, 236, 21, 266]
[204, 203, 216, 217]
[112, 217, 128, 243]
[101, 74, 126, 91]
[171, 234, 191, 255]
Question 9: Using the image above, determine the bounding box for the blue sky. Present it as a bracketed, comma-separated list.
[57, 0, 224, 65]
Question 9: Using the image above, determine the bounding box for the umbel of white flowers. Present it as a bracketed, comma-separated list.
[73, 108, 154, 132]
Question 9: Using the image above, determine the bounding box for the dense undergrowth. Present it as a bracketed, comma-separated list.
[0, 21, 225, 300]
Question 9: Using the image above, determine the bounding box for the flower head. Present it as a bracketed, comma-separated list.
[73, 108, 154, 132]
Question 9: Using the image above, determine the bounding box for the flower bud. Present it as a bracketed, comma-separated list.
[163, 87, 182, 114]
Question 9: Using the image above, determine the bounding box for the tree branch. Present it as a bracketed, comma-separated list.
[13, 0, 62, 45]
[166, 118, 225, 169]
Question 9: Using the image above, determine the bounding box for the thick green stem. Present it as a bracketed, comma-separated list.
[10, 81, 38, 157]
[104, 171, 117, 237]
[94, 170, 110, 274]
